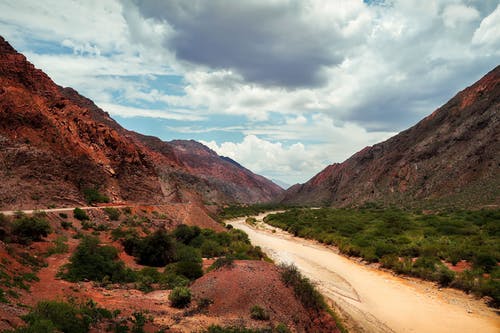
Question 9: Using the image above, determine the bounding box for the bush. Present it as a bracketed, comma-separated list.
[175, 261, 203, 280]
[136, 230, 176, 267]
[60, 220, 72, 230]
[175, 245, 202, 263]
[12, 216, 51, 243]
[46, 236, 69, 256]
[173, 224, 201, 245]
[61, 236, 135, 283]
[473, 252, 498, 273]
[201, 240, 224, 258]
[279, 264, 325, 312]
[436, 267, 455, 287]
[6, 300, 113, 333]
[73, 208, 89, 221]
[103, 208, 121, 221]
[169, 286, 191, 308]
[161, 272, 189, 289]
[210, 256, 235, 270]
[174, 246, 203, 279]
[274, 323, 290, 333]
[83, 187, 109, 205]
[21, 300, 89, 333]
[250, 305, 269, 320]
[245, 217, 257, 226]
[58, 213, 68, 219]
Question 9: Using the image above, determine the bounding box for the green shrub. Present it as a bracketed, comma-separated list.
[136, 230, 176, 267]
[5, 318, 56, 332]
[5, 300, 113, 333]
[160, 272, 189, 289]
[83, 187, 109, 205]
[73, 208, 89, 221]
[60, 220, 72, 230]
[169, 286, 191, 308]
[0, 289, 9, 304]
[175, 245, 202, 263]
[12, 216, 51, 243]
[61, 236, 135, 283]
[201, 240, 224, 258]
[58, 213, 68, 219]
[250, 305, 269, 320]
[274, 323, 290, 333]
[210, 256, 235, 270]
[279, 264, 325, 312]
[266, 207, 500, 303]
[173, 224, 201, 245]
[473, 252, 498, 273]
[46, 236, 69, 256]
[174, 246, 203, 279]
[175, 261, 203, 280]
[111, 227, 138, 241]
[436, 267, 455, 287]
[103, 208, 121, 221]
[21, 300, 89, 333]
[245, 217, 257, 226]
[135, 267, 162, 292]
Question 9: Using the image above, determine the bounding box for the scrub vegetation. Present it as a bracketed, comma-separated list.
[265, 207, 500, 306]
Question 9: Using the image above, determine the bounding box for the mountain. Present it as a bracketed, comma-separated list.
[272, 178, 290, 190]
[282, 66, 500, 208]
[0, 36, 282, 209]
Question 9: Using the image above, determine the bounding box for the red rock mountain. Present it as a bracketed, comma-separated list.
[282, 66, 500, 208]
[0, 36, 282, 209]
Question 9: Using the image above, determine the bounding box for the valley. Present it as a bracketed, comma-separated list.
[0, 10, 499, 333]
[231, 212, 500, 333]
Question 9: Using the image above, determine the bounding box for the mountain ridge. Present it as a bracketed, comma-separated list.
[282, 66, 500, 208]
[0, 36, 282, 209]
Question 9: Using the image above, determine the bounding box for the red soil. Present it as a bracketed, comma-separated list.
[443, 260, 473, 273]
[0, 207, 338, 332]
[191, 260, 340, 333]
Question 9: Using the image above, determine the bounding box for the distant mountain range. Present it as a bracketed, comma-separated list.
[271, 179, 291, 190]
[282, 66, 500, 209]
[0, 36, 283, 209]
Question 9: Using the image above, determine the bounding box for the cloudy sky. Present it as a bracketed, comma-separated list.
[1, 0, 499, 186]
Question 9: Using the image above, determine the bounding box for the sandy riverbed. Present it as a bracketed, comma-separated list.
[231, 212, 500, 333]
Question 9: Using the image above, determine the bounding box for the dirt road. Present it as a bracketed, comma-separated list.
[231, 212, 500, 333]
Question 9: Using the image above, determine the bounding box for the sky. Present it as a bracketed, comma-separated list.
[1, 0, 499, 186]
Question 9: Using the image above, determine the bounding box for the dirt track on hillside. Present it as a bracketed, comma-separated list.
[231, 212, 500, 333]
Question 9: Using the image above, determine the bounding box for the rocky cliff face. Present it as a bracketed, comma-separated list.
[0, 36, 282, 209]
[282, 66, 500, 208]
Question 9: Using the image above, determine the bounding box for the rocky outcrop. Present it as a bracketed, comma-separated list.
[282, 66, 500, 208]
[0, 36, 282, 209]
